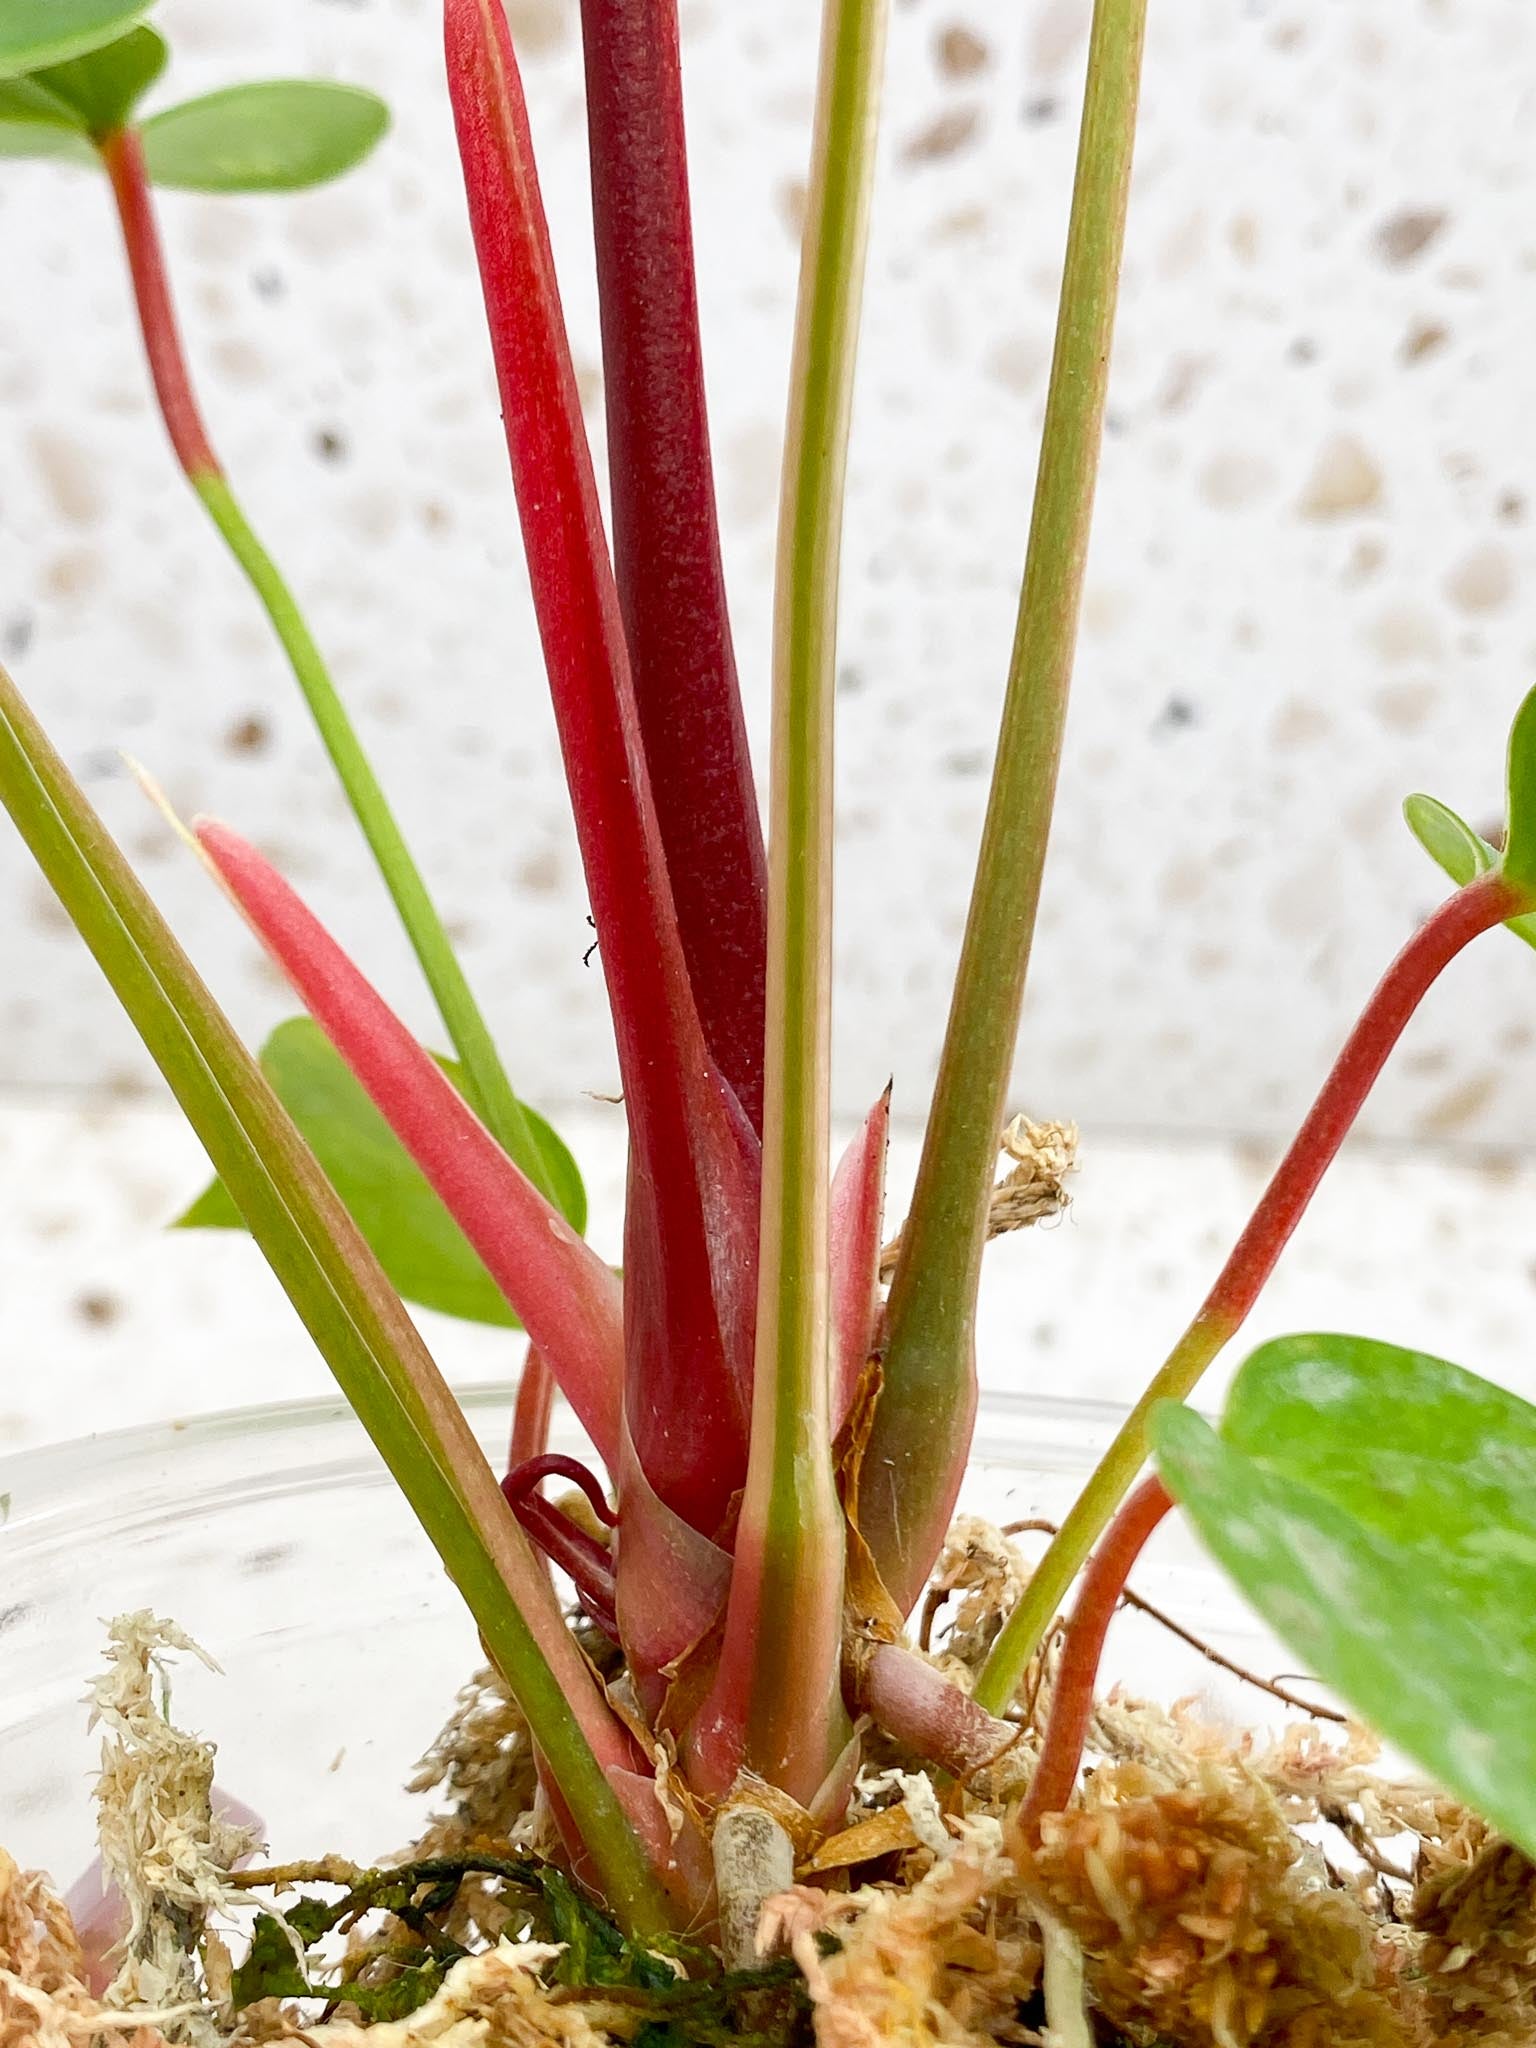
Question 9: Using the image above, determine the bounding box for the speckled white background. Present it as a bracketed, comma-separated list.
[4, 0, 1536, 1453]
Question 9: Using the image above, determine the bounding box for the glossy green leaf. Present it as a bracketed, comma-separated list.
[141, 80, 388, 191]
[1403, 791, 1536, 952]
[1503, 684, 1536, 889]
[178, 1017, 586, 1327]
[1153, 1332, 1536, 1859]
[27, 21, 165, 135]
[0, 0, 147, 77]
[0, 77, 95, 162]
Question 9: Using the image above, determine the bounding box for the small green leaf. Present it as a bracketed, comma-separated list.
[140, 80, 388, 192]
[0, 0, 148, 77]
[1403, 792, 1493, 887]
[1504, 683, 1536, 890]
[1153, 1332, 1536, 1859]
[1404, 790, 1536, 953]
[177, 1018, 586, 1328]
[28, 21, 165, 136]
[0, 75, 96, 163]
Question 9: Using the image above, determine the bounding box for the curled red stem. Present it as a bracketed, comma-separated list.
[502, 1463, 618, 1638]
[504, 1453, 617, 1529]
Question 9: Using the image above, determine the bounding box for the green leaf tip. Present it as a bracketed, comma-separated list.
[176, 1017, 586, 1328]
[1502, 683, 1536, 890]
[1154, 1332, 1536, 1863]
[0, 0, 150, 78]
[1404, 790, 1536, 952]
[141, 79, 389, 191]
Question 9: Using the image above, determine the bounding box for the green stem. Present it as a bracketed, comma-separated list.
[192, 473, 560, 1198]
[99, 125, 563, 1207]
[0, 662, 672, 1935]
[973, 870, 1526, 1715]
[689, 0, 885, 1800]
[861, 0, 1148, 1613]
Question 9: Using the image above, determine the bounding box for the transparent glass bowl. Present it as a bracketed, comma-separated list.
[0, 1386, 1298, 1884]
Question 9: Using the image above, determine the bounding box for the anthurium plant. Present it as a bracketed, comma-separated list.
[6, 0, 1536, 1961]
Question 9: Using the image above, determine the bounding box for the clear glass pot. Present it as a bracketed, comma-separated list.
[0, 1386, 1298, 1885]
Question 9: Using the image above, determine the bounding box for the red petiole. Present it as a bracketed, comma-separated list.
[1011, 1476, 1172, 1841]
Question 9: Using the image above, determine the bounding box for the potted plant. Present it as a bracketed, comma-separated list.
[3, 0, 1536, 2039]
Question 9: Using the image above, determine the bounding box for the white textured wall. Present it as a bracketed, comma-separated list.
[3, 0, 1536, 1151]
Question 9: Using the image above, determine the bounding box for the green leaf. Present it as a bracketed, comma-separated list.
[1152, 1332, 1536, 1860]
[0, 0, 148, 77]
[1403, 791, 1536, 952]
[177, 1017, 586, 1328]
[0, 82, 95, 163]
[27, 21, 165, 136]
[141, 80, 388, 192]
[1504, 683, 1536, 890]
[1403, 791, 1493, 887]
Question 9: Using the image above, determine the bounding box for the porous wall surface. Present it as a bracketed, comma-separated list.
[1, 0, 1532, 1149]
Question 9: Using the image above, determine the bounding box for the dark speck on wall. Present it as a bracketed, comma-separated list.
[3, 614, 35, 660]
[313, 427, 349, 465]
[75, 1289, 123, 1327]
[1152, 696, 1199, 735]
[225, 714, 273, 756]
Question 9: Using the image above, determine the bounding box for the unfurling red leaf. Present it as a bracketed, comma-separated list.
[22, 23, 166, 136]
[0, 0, 148, 77]
[1153, 1332, 1536, 1861]
[178, 1017, 587, 1329]
[1403, 791, 1536, 952]
[140, 80, 388, 191]
[829, 1084, 891, 1434]
[192, 818, 623, 1469]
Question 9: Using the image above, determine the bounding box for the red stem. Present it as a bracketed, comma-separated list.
[509, 1346, 557, 1470]
[978, 873, 1532, 1720]
[1203, 872, 1525, 1333]
[444, 0, 762, 1539]
[98, 128, 218, 481]
[1016, 1476, 1172, 1839]
[578, 0, 768, 1134]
